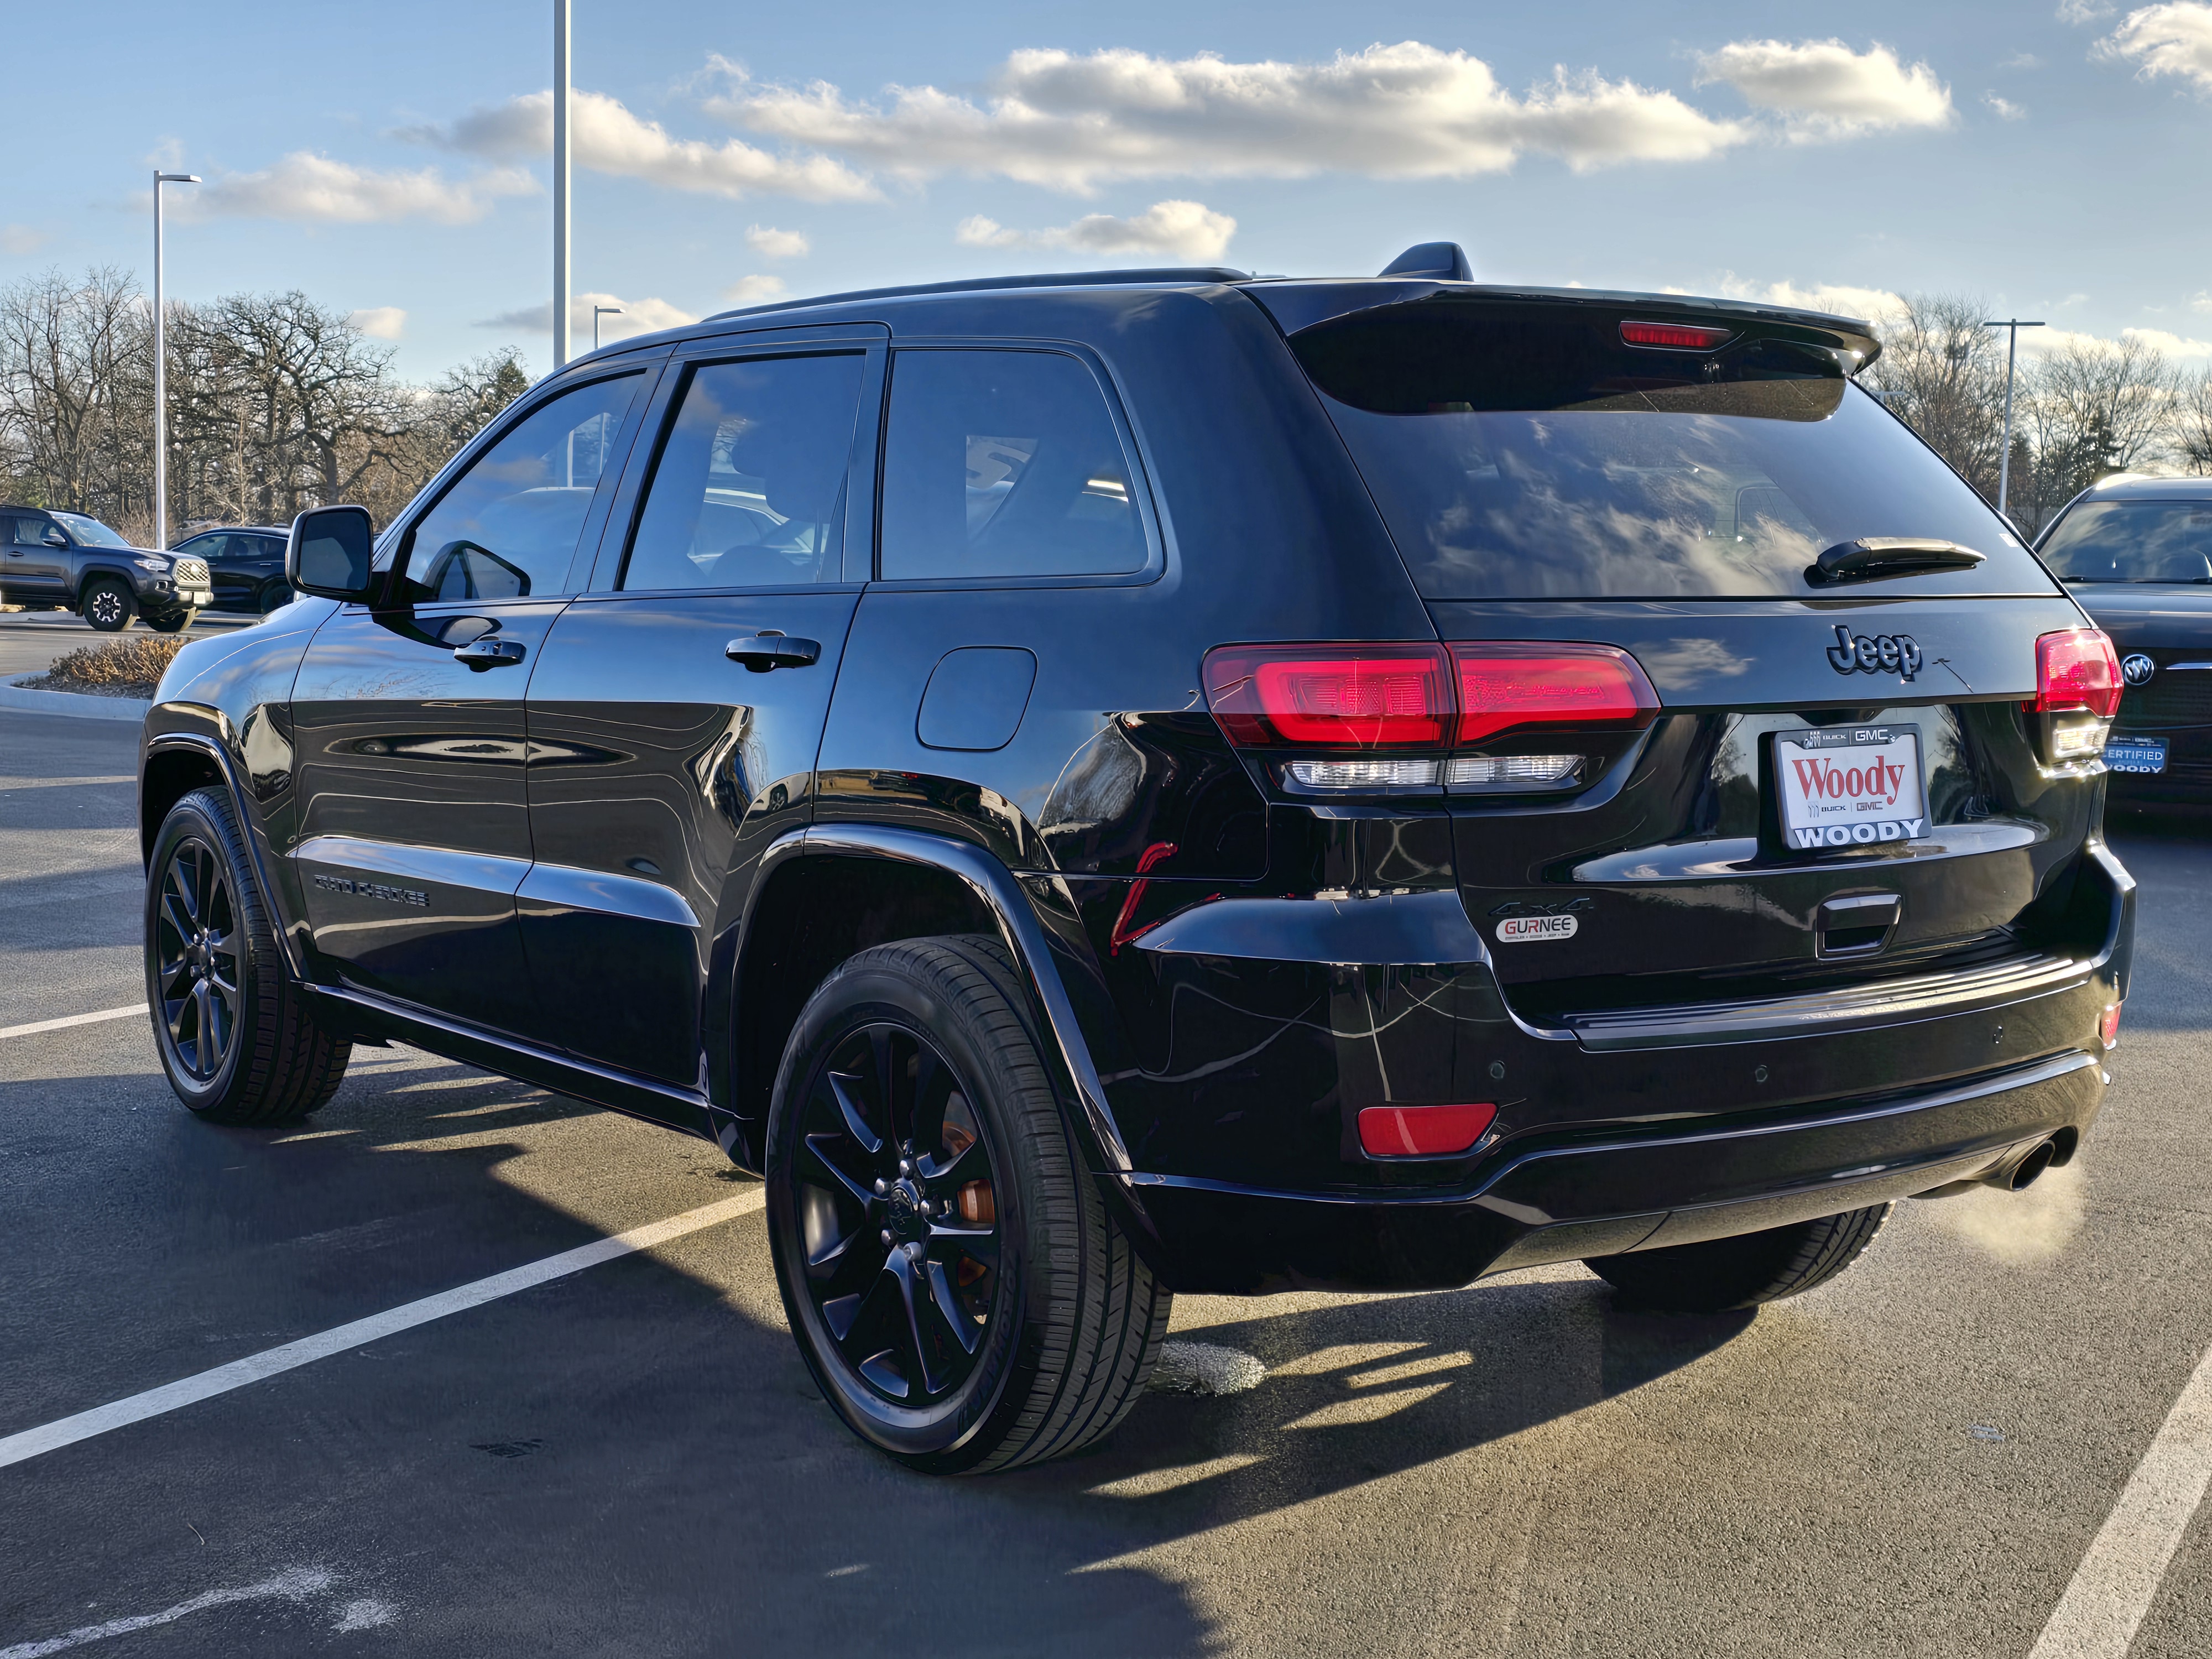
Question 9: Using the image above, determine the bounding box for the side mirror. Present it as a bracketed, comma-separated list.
[41, 526, 67, 549]
[287, 505, 378, 602]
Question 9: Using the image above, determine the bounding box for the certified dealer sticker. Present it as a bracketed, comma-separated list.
[1497, 913, 1578, 943]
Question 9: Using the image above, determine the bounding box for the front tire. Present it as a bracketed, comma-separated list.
[1584, 1204, 1890, 1313]
[766, 936, 1171, 1473]
[145, 787, 351, 1124]
[145, 609, 194, 634]
[82, 581, 133, 632]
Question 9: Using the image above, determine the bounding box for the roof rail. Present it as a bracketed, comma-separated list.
[705, 265, 1252, 322]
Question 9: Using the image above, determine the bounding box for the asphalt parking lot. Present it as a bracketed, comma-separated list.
[2, 697, 2209, 1657]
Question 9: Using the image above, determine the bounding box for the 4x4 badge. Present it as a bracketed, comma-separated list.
[1825, 625, 1922, 681]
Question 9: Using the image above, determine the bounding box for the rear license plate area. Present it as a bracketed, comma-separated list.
[2104, 735, 2168, 774]
[1775, 726, 1928, 849]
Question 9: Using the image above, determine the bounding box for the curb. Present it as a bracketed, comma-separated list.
[0, 676, 150, 724]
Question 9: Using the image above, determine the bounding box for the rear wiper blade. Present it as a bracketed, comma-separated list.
[1808, 538, 1987, 586]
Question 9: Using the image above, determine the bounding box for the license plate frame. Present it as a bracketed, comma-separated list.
[2104, 735, 2168, 774]
[1774, 724, 1931, 850]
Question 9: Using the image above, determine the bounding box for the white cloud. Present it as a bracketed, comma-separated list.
[722, 274, 789, 305]
[479, 291, 698, 338]
[1718, 273, 1910, 322]
[745, 224, 810, 258]
[1695, 39, 1954, 140]
[2192, 290, 2212, 311]
[2059, 0, 2116, 22]
[2001, 52, 2045, 68]
[2097, 3, 2212, 91]
[189, 153, 534, 224]
[349, 306, 406, 340]
[955, 199, 1237, 261]
[1984, 91, 2028, 118]
[2124, 325, 2212, 357]
[720, 43, 1751, 194]
[1, 224, 50, 256]
[406, 89, 875, 201]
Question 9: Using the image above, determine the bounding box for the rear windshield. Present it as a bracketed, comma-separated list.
[2040, 499, 2212, 583]
[1290, 301, 2056, 600]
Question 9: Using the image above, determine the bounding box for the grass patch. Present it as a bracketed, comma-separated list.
[26, 635, 190, 698]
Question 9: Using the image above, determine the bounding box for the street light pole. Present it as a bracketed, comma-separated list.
[152, 171, 200, 551]
[1983, 317, 2045, 519]
[552, 0, 571, 369]
[593, 305, 621, 351]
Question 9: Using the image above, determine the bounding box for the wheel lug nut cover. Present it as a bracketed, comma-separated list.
[880, 1229, 893, 1246]
[873, 1178, 887, 1195]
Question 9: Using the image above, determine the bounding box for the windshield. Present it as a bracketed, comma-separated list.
[2039, 499, 2212, 583]
[50, 512, 134, 549]
[1290, 301, 2057, 601]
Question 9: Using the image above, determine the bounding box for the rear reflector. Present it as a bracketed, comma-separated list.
[2034, 628, 2122, 718]
[1204, 644, 1451, 748]
[2100, 1003, 2122, 1050]
[1450, 643, 1659, 746]
[1359, 1102, 1498, 1159]
[1620, 320, 1735, 351]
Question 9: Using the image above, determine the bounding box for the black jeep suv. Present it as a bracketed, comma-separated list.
[166, 525, 295, 615]
[138, 252, 2134, 1473]
[1, 506, 211, 630]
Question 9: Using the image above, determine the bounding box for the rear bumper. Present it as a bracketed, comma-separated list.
[1124, 1048, 2104, 1292]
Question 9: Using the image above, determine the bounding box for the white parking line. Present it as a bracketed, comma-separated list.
[0, 1567, 336, 1658]
[0, 1187, 766, 1471]
[0, 1005, 144, 1042]
[2029, 1338, 2212, 1658]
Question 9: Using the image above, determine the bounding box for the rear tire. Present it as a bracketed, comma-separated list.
[258, 583, 291, 614]
[1583, 1204, 1890, 1313]
[145, 786, 351, 1124]
[766, 935, 1171, 1473]
[83, 581, 132, 632]
[145, 609, 194, 634]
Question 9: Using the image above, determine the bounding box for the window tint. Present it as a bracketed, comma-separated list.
[2040, 500, 2212, 583]
[177, 534, 232, 562]
[622, 353, 863, 591]
[6, 517, 46, 545]
[404, 373, 638, 602]
[1291, 301, 2056, 601]
[879, 350, 1146, 581]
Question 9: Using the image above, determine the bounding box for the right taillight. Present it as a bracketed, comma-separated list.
[2030, 628, 2121, 766]
[1202, 640, 1658, 795]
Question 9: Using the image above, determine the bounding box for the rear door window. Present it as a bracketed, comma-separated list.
[878, 349, 1147, 581]
[1290, 300, 2057, 601]
[620, 353, 865, 591]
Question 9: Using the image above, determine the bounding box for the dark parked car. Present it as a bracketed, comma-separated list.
[137, 251, 2134, 1473]
[2037, 473, 2212, 805]
[166, 526, 294, 615]
[0, 505, 210, 630]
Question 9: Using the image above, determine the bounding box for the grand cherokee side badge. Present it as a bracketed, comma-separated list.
[1826, 624, 1922, 681]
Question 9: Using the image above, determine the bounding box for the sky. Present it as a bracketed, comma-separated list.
[8, 0, 2212, 382]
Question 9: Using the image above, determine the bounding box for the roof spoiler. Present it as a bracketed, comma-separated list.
[1379, 242, 1472, 282]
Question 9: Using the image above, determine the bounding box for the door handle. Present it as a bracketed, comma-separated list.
[452, 637, 526, 671]
[726, 633, 822, 672]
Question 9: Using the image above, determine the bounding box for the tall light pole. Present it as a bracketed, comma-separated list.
[552, 0, 571, 369]
[593, 305, 621, 351]
[152, 170, 199, 551]
[1983, 317, 2044, 519]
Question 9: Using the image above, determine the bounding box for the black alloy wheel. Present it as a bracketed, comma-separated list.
[767, 937, 1172, 1473]
[259, 582, 291, 614]
[145, 609, 193, 634]
[83, 581, 132, 632]
[144, 786, 351, 1124]
[792, 1020, 1001, 1408]
[152, 834, 240, 1082]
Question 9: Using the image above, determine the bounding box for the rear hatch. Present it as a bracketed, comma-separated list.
[1257, 284, 2111, 1024]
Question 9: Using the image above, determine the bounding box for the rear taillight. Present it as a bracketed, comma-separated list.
[1203, 640, 1658, 796]
[1620, 320, 1734, 351]
[2030, 628, 2121, 765]
[2035, 629, 2121, 718]
[1203, 644, 1451, 748]
[1451, 643, 1658, 745]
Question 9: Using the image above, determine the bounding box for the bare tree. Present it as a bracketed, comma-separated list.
[2169, 366, 2212, 477]
[0, 268, 154, 531]
[2008, 335, 2174, 532]
[1865, 293, 2008, 503]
